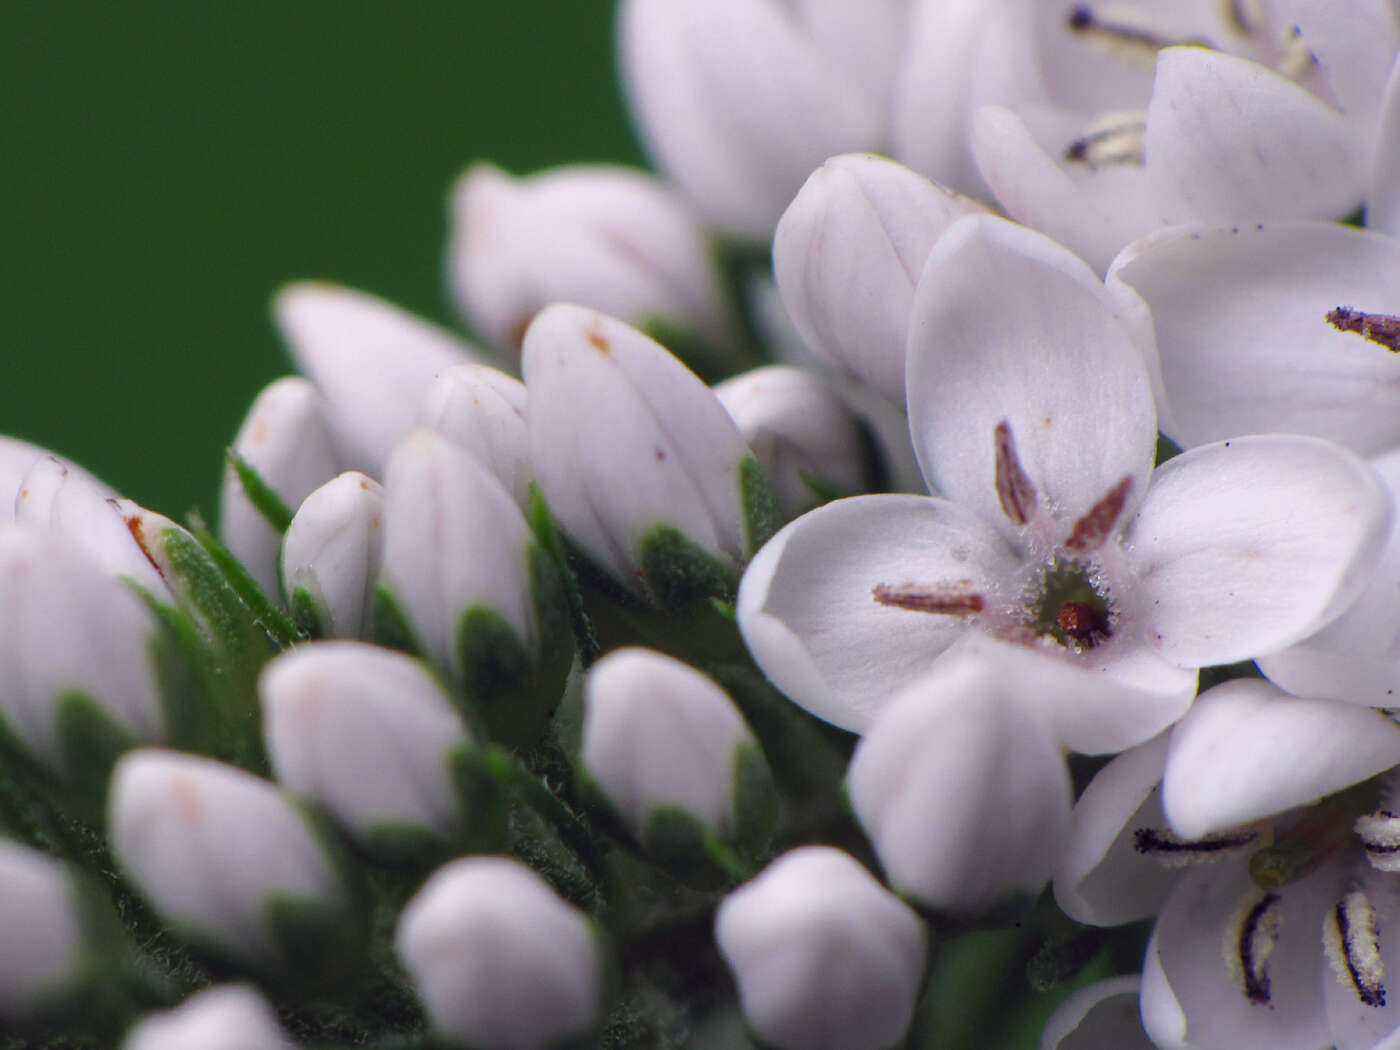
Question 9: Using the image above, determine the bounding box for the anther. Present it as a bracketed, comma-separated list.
[1063, 476, 1134, 552]
[1224, 892, 1282, 1005]
[1356, 810, 1400, 871]
[1327, 307, 1400, 354]
[1324, 891, 1386, 1008]
[1065, 111, 1147, 169]
[993, 420, 1037, 526]
[1133, 826, 1259, 867]
[873, 581, 984, 616]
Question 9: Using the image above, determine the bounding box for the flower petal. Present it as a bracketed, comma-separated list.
[1055, 734, 1178, 927]
[1154, 861, 1340, 1050]
[1163, 680, 1400, 840]
[736, 494, 1020, 732]
[1127, 435, 1391, 667]
[906, 214, 1156, 539]
[1257, 447, 1400, 707]
[1146, 47, 1366, 225]
[1369, 51, 1400, 239]
[1041, 976, 1155, 1050]
[1106, 221, 1400, 454]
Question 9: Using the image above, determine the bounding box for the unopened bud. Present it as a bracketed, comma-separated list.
[447, 162, 735, 357]
[715, 846, 927, 1050]
[581, 648, 774, 878]
[220, 377, 340, 600]
[417, 363, 531, 508]
[121, 985, 296, 1050]
[280, 472, 384, 639]
[108, 749, 358, 976]
[523, 304, 778, 608]
[0, 841, 85, 1020]
[396, 856, 605, 1050]
[260, 641, 486, 859]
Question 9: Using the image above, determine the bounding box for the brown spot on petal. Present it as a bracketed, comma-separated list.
[994, 420, 1038, 526]
[1064, 476, 1133, 552]
[873, 581, 984, 615]
[1327, 307, 1400, 353]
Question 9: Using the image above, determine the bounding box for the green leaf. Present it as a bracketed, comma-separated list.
[184, 512, 304, 650]
[638, 525, 737, 613]
[53, 691, 138, 804]
[225, 447, 294, 534]
[738, 456, 782, 555]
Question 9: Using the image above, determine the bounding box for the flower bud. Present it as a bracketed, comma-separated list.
[0, 527, 165, 786]
[846, 648, 1072, 915]
[714, 366, 874, 519]
[378, 429, 571, 744]
[523, 304, 777, 607]
[121, 985, 296, 1050]
[108, 749, 357, 976]
[416, 363, 531, 508]
[396, 856, 604, 1050]
[0, 435, 113, 527]
[447, 162, 735, 357]
[280, 472, 384, 639]
[0, 840, 85, 1020]
[617, 0, 903, 238]
[773, 154, 983, 405]
[261, 641, 486, 859]
[14, 455, 169, 597]
[273, 282, 485, 476]
[580, 648, 774, 876]
[220, 376, 340, 601]
[715, 846, 927, 1050]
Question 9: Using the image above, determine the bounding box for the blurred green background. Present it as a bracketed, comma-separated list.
[3, 1, 641, 518]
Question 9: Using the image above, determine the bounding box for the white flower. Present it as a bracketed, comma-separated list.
[714, 845, 927, 1050]
[713, 366, 872, 520]
[220, 376, 340, 600]
[970, 6, 1399, 270]
[280, 471, 384, 639]
[446, 161, 736, 355]
[581, 647, 770, 850]
[416, 362, 531, 509]
[616, 0, 907, 239]
[1057, 680, 1400, 1050]
[772, 153, 985, 406]
[846, 648, 1072, 914]
[0, 527, 165, 775]
[121, 985, 296, 1050]
[273, 282, 486, 476]
[0, 840, 83, 1019]
[738, 214, 1389, 752]
[522, 304, 771, 605]
[396, 856, 603, 1050]
[1105, 220, 1400, 455]
[260, 641, 475, 850]
[108, 749, 351, 971]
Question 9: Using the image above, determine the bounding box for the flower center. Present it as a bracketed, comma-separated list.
[1023, 560, 1113, 652]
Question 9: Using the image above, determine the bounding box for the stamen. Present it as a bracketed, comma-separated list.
[1327, 307, 1400, 354]
[1063, 476, 1134, 552]
[1323, 891, 1386, 1008]
[1224, 891, 1283, 1005]
[1065, 110, 1147, 169]
[994, 420, 1037, 526]
[1356, 810, 1400, 871]
[872, 581, 984, 616]
[1133, 826, 1259, 867]
[1275, 24, 1318, 83]
[1066, 6, 1213, 61]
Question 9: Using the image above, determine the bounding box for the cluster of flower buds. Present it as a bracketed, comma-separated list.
[6, 3, 1400, 1049]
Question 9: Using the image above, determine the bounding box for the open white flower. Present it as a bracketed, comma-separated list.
[738, 214, 1388, 752]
